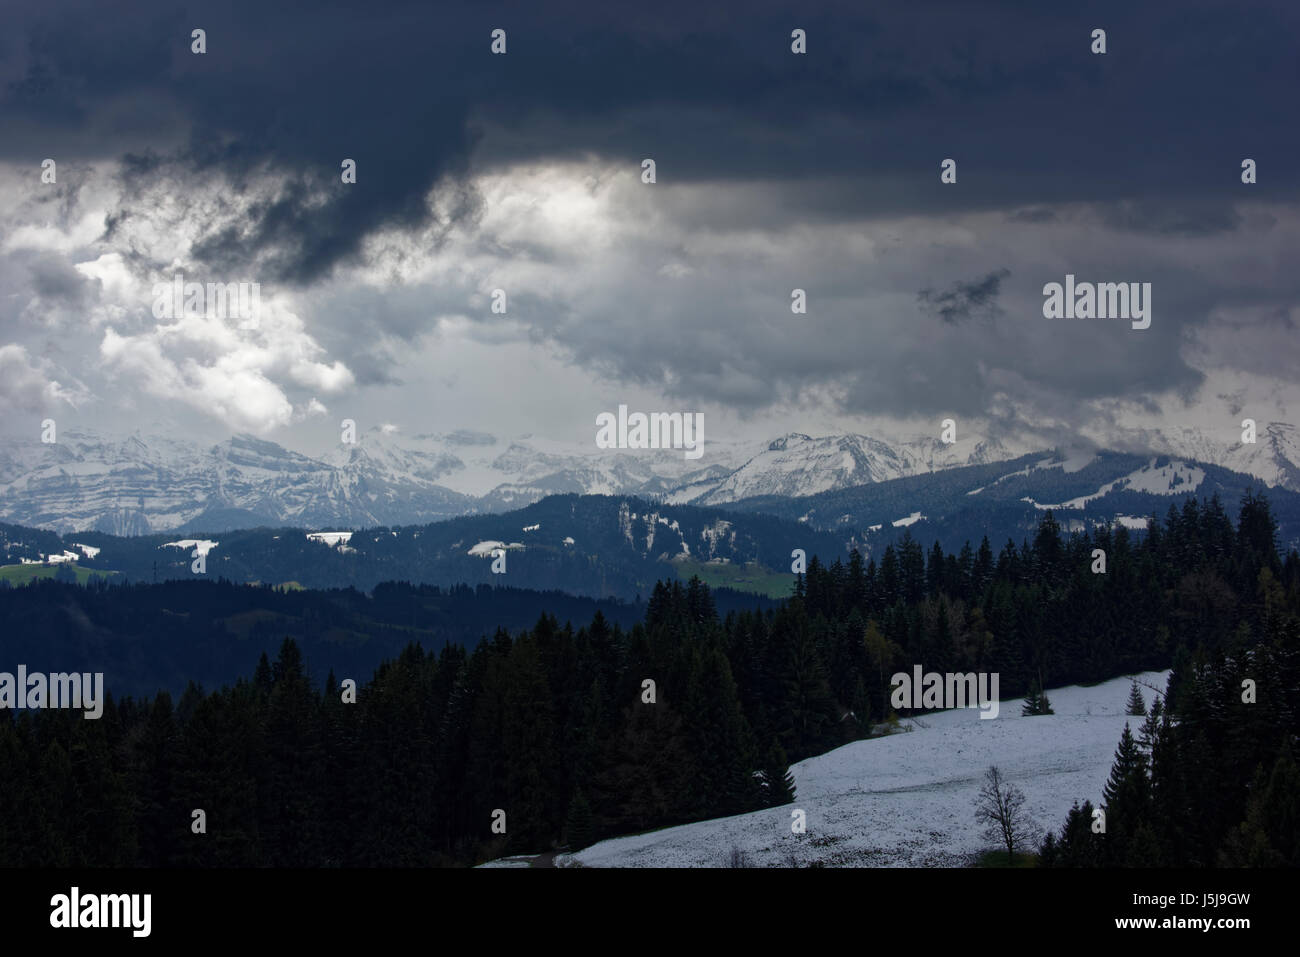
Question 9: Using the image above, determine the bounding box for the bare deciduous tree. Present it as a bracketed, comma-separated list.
[975, 765, 1036, 864]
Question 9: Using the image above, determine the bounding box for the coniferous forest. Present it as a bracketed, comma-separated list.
[0, 491, 1296, 866]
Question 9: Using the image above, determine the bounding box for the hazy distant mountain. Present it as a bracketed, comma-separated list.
[0, 426, 1022, 533]
[5, 447, 1296, 601]
[1, 421, 1296, 535]
[0, 430, 473, 534]
[1138, 421, 1300, 493]
[668, 432, 1018, 505]
[726, 449, 1300, 554]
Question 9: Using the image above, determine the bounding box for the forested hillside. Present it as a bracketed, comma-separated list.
[0, 495, 845, 602]
[0, 577, 779, 699]
[1, 491, 1295, 866]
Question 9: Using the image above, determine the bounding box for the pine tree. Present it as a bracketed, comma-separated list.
[1219, 746, 1300, 867]
[1137, 696, 1163, 754]
[135, 692, 181, 867]
[261, 637, 325, 866]
[763, 739, 796, 806]
[1037, 831, 1059, 868]
[686, 647, 761, 817]
[1102, 723, 1152, 863]
[1022, 679, 1053, 716]
[1125, 679, 1147, 716]
[1103, 724, 1149, 808]
[1040, 800, 1103, 867]
[849, 677, 871, 740]
[599, 698, 693, 833]
[564, 788, 594, 851]
[499, 634, 560, 849]
[781, 629, 838, 758]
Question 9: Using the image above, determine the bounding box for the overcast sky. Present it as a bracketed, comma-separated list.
[2, 0, 1297, 457]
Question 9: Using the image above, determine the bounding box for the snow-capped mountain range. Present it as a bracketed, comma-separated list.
[0, 422, 1296, 535]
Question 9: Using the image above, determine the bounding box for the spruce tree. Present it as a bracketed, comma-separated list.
[1022, 679, 1053, 716]
[1102, 723, 1152, 863]
[763, 739, 796, 806]
[1137, 696, 1163, 754]
[1041, 800, 1103, 867]
[1219, 747, 1300, 867]
[564, 788, 594, 851]
[1125, 679, 1147, 716]
[1103, 724, 1149, 808]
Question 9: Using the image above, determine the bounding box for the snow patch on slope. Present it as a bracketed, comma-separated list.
[467, 540, 523, 556]
[161, 539, 218, 556]
[1025, 459, 1204, 510]
[307, 531, 353, 547]
[556, 670, 1169, 868]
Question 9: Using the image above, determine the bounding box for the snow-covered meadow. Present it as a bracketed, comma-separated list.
[557, 670, 1169, 868]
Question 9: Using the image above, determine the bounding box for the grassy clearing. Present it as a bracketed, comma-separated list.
[672, 558, 794, 599]
[0, 563, 119, 585]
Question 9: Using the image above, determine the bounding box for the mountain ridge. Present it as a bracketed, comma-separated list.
[1, 421, 1296, 535]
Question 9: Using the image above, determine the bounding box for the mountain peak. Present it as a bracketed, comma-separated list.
[768, 433, 813, 451]
[3, 421, 1298, 535]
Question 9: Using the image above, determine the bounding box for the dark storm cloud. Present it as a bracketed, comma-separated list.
[5, 0, 1299, 446]
[523, 214, 1285, 426]
[27, 255, 90, 304]
[1098, 199, 1244, 237]
[341, 352, 405, 389]
[4, 0, 1298, 283]
[918, 269, 1010, 324]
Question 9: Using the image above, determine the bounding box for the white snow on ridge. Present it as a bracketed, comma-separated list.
[306, 531, 353, 547]
[1026, 459, 1204, 510]
[1113, 515, 1149, 530]
[1059, 451, 1096, 473]
[987, 452, 1094, 490]
[468, 540, 524, 556]
[892, 511, 924, 528]
[161, 539, 218, 556]
[72, 543, 100, 559]
[557, 670, 1169, 868]
[699, 519, 734, 554]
